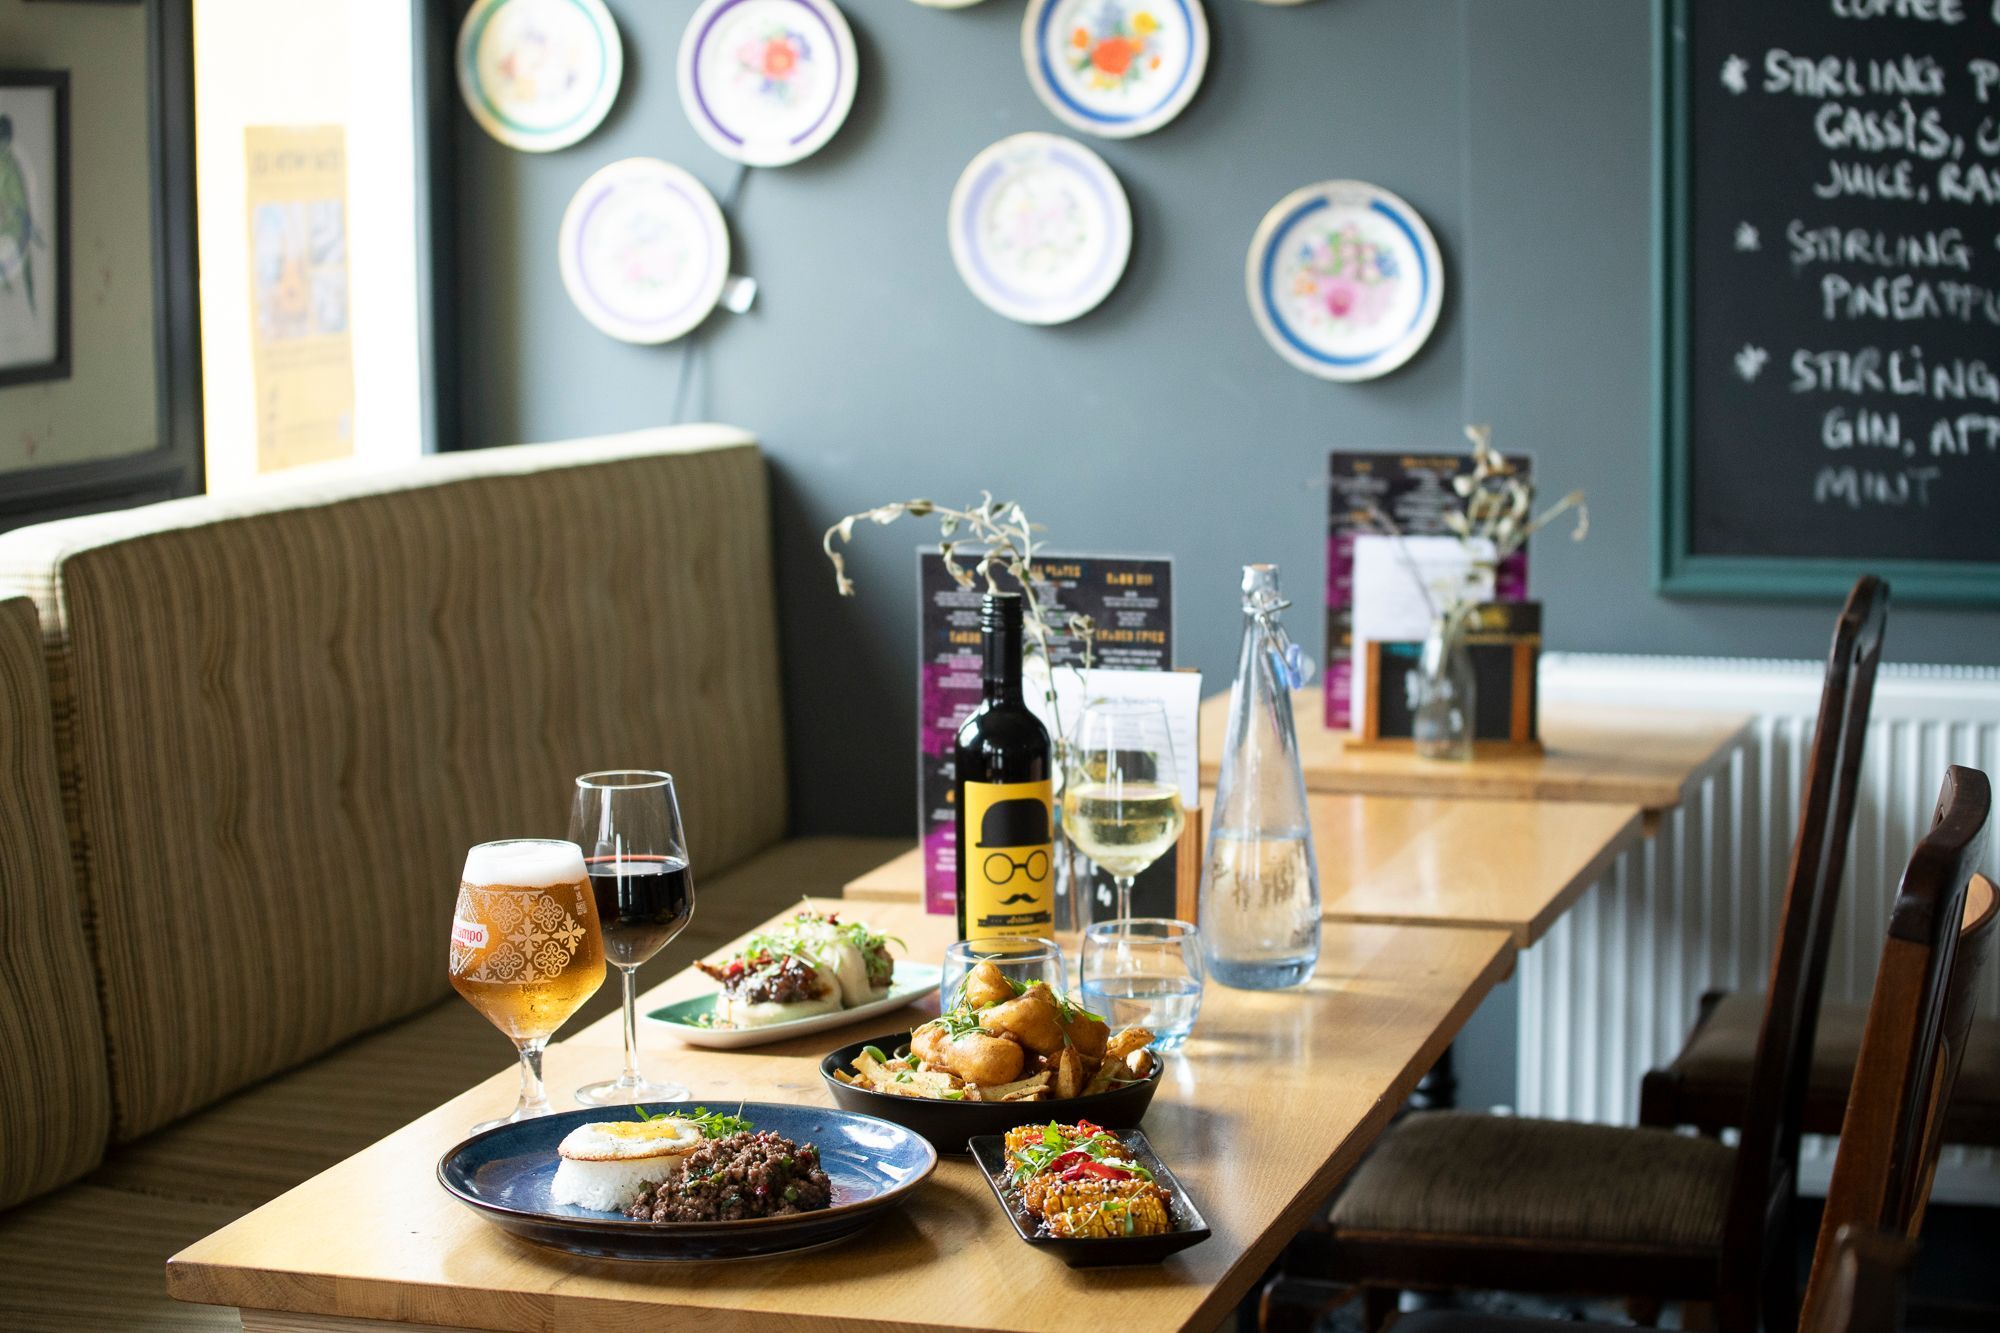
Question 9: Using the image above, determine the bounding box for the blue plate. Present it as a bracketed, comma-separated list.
[436, 1102, 937, 1260]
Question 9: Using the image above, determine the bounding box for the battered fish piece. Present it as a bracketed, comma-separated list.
[912, 1019, 1025, 1085]
[1057, 1001, 1110, 1061]
[981, 983, 1066, 1055]
[959, 960, 1016, 1011]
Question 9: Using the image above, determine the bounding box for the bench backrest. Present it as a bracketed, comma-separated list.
[0, 427, 787, 1140]
[0, 596, 111, 1206]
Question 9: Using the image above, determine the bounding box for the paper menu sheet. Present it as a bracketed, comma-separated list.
[1349, 535, 1494, 733]
[1026, 667, 1203, 808]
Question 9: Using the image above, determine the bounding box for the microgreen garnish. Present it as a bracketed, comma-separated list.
[632, 1103, 753, 1138]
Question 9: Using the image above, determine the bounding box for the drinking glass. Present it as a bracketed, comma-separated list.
[1062, 699, 1186, 923]
[940, 936, 1067, 1012]
[1080, 919, 1204, 1051]
[448, 838, 606, 1131]
[571, 770, 695, 1106]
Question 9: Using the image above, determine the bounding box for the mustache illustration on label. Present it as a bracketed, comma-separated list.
[999, 892, 1038, 905]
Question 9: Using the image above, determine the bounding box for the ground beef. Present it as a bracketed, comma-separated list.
[695, 953, 825, 1005]
[625, 1131, 834, 1222]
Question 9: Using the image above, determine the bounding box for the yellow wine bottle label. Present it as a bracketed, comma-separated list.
[962, 778, 1055, 938]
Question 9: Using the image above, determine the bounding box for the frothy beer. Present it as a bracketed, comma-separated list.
[448, 839, 605, 1042]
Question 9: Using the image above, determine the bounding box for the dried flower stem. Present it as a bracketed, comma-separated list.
[822, 493, 1096, 723]
[1365, 424, 1589, 639]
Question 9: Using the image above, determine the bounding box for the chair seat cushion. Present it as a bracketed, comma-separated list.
[0, 1185, 244, 1330]
[1672, 989, 2000, 1108]
[1328, 1112, 1736, 1253]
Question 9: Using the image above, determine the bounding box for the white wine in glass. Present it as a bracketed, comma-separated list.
[1062, 699, 1185, 922]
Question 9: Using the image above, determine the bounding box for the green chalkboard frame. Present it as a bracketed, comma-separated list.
[1652, 0, 2000, 606]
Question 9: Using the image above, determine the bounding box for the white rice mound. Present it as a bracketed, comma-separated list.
[551, 1155, 672, 1214]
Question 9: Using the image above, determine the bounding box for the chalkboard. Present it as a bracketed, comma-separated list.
[1658, 0, 2000, 604]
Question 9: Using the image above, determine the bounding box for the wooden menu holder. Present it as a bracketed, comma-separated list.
[1349, 602, 1544, 756]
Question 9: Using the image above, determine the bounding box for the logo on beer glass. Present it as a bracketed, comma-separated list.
[451, 885, 591, 984]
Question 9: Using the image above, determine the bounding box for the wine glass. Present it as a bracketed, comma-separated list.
[571, 771, 695, 1106]
[940, 936, 1067, 1012]
[1081, 919, 1205, 1051]
[1062, 699, 1186, 922]
[447, 839, 605, 1131]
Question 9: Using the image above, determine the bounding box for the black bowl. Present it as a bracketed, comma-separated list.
[819, 1032, 1164, 1155]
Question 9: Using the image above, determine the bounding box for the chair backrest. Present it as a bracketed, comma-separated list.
[1802, 1225, 1919, 1333]
[0, 596, 112, 1211]
[1718, 575, 1888, 1324]
[1801, 766, 1995, 1328]
[0, 427, 790, 1142]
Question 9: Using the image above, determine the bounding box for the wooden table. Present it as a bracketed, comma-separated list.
[845, 793, 1642, 950]
[1198, 687, 1751, 827]
[168, 900, 1513, 1333]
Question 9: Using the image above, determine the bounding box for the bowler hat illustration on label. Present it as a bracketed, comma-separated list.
[975, 798, 1052, 849]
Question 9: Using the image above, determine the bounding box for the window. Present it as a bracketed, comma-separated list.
[192, 0, 428, 493]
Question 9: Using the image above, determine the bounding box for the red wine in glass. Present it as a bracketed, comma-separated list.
[586, 854, 694, 968]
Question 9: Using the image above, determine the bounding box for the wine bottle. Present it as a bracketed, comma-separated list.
[954, 592, 1055, 941]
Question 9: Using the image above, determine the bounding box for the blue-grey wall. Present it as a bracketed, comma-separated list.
[453, 0, 2000, 1105]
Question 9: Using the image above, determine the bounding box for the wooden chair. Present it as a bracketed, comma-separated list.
[1265, 764, 1992, 1333]
[1802, 766, 1996, 1326]
[1640, 588, 2000, 1152]
[1278, 577, 1887, 1332]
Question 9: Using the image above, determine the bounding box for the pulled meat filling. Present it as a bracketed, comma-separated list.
[695, 951, 824, 1005]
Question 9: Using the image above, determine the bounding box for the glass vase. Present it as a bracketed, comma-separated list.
[1411, 614, 1476, 761]
[1198, 564, 1321, 991]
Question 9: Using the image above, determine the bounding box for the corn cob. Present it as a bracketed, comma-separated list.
[1046, 1192, 1172, 1238]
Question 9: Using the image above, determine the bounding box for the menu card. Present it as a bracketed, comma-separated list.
[1325, 452, 1530, 731]
[918, 551, 1174, 916]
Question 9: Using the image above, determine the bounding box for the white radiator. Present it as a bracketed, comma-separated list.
[1521, 652, 2000, 1204]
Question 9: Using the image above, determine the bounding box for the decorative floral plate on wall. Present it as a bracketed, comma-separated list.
[948, 132, 1132, 325]
[1022, 0, 1208, 140]
[1245, 180, 1444, 382]
[678, 0, 860, 167]
[456, 0, 623, 152]
[558, 159, 731, 344]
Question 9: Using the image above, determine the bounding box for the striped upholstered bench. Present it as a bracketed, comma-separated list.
[0, 427, 898, 1327]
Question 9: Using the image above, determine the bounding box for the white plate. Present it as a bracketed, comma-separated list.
[948, 133, 1131, 326]
[646, 964, 943, 1050]
[1245, 179, 1444, 381]
[1021, 0, 1208, 140]
[557, 158, 730, 344]
[678, 0, 859, 167]
[456, 0, 623, 152]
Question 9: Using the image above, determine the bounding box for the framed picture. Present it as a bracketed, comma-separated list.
[0, 71, 70, 388]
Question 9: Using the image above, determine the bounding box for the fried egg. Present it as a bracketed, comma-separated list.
[557, 1116, 704, 1162]
[550, 1117, 704, 1213]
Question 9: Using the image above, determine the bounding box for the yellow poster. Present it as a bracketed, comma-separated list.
[244, 126, 355, 474]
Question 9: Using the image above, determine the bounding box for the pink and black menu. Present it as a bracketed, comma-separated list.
[1325, 452, 1530, 731]
[918, 551, 1174, 916]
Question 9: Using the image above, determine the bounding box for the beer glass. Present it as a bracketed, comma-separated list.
[1062, 699, 1185, 923]
[448, 839, 606, 1130]
[570, 771, 695, 1106]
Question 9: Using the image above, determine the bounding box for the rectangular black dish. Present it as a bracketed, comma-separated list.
[968, 1129, 1211, 1268]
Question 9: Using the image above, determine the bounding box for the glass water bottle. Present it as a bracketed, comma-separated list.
[1199, 564, 1321, 990]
